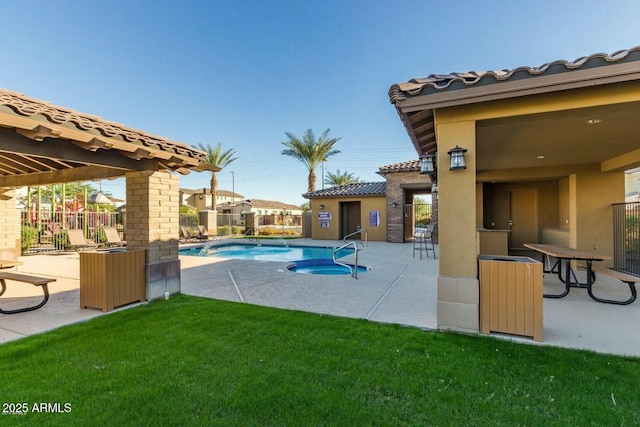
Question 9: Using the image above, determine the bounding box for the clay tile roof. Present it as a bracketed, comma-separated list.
[388, 46, 640, 156]
[0, 88, 215, 174]
[377, 159, 421, 175]
[303, 182, 386, 199]
[389, 46, 640, 104]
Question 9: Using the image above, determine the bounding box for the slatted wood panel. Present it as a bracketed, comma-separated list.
[479, 256, 543, 341]
[79, 249, 146, 312]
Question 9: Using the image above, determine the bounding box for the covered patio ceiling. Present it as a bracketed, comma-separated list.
[475, 99, 640, 174]
[389, 47, 640, 180]
[0, 89, 218, 188]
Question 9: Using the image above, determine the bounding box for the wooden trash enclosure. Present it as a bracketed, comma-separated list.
[479, 255, 544, 341]
[79, 249, 146, 312]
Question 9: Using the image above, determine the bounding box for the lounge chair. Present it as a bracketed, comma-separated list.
[180, 226, 202, 242]
[67, 229, 98, 252]
[198, 225, 213, 240]
[102, 227, 126, 247]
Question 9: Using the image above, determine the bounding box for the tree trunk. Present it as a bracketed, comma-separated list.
[211, 173, 217, 211]
[308, 170, 316, 193]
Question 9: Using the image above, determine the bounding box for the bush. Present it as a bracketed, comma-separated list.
[20, 226, 38, 254]
[257, 228, 300, 237]
[53, 231, 69, 250]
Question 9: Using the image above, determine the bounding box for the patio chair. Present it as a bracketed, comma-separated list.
[423, 222, 437, 259]
[102, 227, 126, 247]
[413, 222, 437, 259]
[67, 229, 98, 252]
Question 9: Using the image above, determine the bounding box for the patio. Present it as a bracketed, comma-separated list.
[0, 240, 638, 357]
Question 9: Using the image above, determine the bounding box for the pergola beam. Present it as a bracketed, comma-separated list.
[0, 127, 156, 171]
[0, 165, 138, 187]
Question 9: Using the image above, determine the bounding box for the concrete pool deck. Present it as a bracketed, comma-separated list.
[1, 239, 639, 357]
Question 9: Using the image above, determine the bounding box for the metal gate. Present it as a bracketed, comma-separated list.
[404, 203, 432, 240]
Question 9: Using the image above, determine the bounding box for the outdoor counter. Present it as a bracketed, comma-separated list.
[477, 228, 510, 256]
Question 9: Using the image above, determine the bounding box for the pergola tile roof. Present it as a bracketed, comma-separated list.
[303, 182, 386, 198]
[0, 89, 217, 187]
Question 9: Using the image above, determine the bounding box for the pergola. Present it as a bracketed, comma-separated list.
[0, 88, 219, 298]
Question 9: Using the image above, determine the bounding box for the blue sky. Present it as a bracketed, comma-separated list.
[2, 1, 640, 205]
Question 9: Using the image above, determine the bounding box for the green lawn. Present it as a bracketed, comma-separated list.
[2, 294, 639, 426]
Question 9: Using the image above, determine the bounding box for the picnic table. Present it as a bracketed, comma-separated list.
[0, 259, 22, 269]
[524, 243, 635, 305]
[0, 259, 56, 314]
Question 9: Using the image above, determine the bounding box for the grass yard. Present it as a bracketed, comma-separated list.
[2, 294, 639, 426]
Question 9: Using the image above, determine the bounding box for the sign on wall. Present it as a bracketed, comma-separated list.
[369, 210, 380, 227]
[318, 211, 332, 220]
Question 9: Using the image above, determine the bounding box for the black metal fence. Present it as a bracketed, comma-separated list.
[612, 202, 640, 277]
[20, 209, 122, 253]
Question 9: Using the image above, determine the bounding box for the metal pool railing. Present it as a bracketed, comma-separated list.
[333, 241, 359, 279]
[612, 202, 640, 277]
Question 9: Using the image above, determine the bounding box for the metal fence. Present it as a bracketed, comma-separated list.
[20, 209, 122, 253]
[178, 213, 303, 238]
[612, 202, 640, 277]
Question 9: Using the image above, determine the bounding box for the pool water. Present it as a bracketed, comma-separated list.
[289, 258, 369, 275]
[179, 244, 353, 263]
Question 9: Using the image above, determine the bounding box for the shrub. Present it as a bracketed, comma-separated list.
[20, 226, 38, 254]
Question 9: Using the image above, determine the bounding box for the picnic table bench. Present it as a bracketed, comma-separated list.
[0, 272, 56, 314]
[578, 264, 638, 305]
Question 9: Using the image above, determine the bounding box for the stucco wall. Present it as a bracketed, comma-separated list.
[482, 180, 560, 239]
[310, 197, 386, 241]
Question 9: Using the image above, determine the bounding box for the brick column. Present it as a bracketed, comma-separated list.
[0, 188, 19, 259]
[126, 171, 180, 300]
[198, 210, 217, 235]
[385, 170, 433, 243]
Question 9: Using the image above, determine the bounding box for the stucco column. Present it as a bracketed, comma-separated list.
[126, 170, 180, 299]
[436, 120, 479, 334]
[569, 167, 623, 265]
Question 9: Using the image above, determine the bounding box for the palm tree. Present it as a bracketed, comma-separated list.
[197, 142, 238, 211]
[324, 169, 359, 187]
[281, 128, 341, 193]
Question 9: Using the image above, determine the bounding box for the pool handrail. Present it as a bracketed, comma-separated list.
[343, 228, 367, 248]
[244, 228, 259, 243]
[333, 241, 359, 279]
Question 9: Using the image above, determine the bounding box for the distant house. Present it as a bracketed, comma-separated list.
[218, 198, 302, 216]
[625, 168, 640, 202]
[217, 199, 303, 227]
[179, 188, 243, 211]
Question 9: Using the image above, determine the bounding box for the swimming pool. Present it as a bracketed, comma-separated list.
[179, 244, 353, 263]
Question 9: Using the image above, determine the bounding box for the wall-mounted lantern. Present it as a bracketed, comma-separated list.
[391, 202, 397, 208]
[447, 146, 468, 171]
[420, 153, 436, 175]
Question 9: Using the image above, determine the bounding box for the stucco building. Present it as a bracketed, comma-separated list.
[389, 46, 640, 334]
